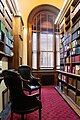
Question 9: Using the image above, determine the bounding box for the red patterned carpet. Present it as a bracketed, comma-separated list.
[7, 86, 79, 120]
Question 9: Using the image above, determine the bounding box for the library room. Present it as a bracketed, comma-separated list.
[0, 0, 80, 120]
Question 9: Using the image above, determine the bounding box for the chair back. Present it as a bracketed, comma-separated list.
[2, 70, 23, 103]
[18, 65, 31, 80]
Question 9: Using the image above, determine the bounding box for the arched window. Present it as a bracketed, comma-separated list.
[27, 5, 59, 70]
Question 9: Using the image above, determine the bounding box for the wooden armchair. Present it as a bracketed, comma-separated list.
[18, 65, 41, 99]
[2, 70, 42, 120]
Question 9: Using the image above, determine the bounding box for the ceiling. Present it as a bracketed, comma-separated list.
[17, 0, 64, 27]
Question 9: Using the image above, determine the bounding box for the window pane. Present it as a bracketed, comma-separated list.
[48, 34, 53, 51]
[48, 15, 54, 32]
[40, 52, 47, 67]
[40, 33, 54, 68]
[40, 33, 47, 51]
[56, 34, 60, 51]
[56, 52, 60, 69]
[41, 14, 47, 31]
[32, 32, 37, 69]
[56, 34, 60, 69]
[32, 53, 37, 69]
[32, 13, 55, 69]
[32, 33, 37, 51]
[48, 52, 53, 67]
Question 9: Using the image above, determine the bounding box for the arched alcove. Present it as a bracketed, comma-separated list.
[27, 4, 59, 69]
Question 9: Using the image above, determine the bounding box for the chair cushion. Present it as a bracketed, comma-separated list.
[30, 85, 40, 90]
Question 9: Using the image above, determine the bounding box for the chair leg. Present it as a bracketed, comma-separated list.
[39, 108, 41, 120]
[21, 114, 25, 120]
[39, 88, 41, 100]
[10, 111, 13, 120]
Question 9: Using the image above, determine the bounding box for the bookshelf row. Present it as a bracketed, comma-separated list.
[0, 0, 24, 113]
[0, 0, 13, 33]
[0, 0, 15, 59]
[0, 0, 24, 70]
[56, 0, 80, 111]
[0, 21, 13, 57]
[57, 70, 80, 108]
[59, 0, 80, 74]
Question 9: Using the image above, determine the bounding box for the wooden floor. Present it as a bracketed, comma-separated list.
[55, 87, 80, 117]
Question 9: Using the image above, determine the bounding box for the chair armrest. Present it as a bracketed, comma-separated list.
[28, 93, 39, 97]
[31, 76, 41, 86]
[20, 76, 30, 83]
[31, 75, 40, 80]
[31, 75, 40, 82]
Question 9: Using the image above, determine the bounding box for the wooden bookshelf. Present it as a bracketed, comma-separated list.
[55, 0, 80, 110]
[13, 15, 24, 70]
[0, 0, 18, 61]
[0, 21, 14, 59]
[0, 0, 23, 69]
[56, 85, 80, 117]
[0, 0, 23, 113]
[57, 70, 80, 110]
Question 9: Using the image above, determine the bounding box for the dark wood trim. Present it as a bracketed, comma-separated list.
[57, 70, 80, 79]
[28, 4, 60, 24]
[32, 70, 58, 85]
[14, 15, 24, 26]
[32, 69, 57, 73]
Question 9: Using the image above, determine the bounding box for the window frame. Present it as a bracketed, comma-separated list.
[32, 12, 55, 70]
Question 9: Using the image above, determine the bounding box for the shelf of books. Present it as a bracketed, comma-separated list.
[57, 71, 80, 109]
[56, 0, 80, 111]
[0, 0, 21, 63]
[0, 0, 16, 59]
